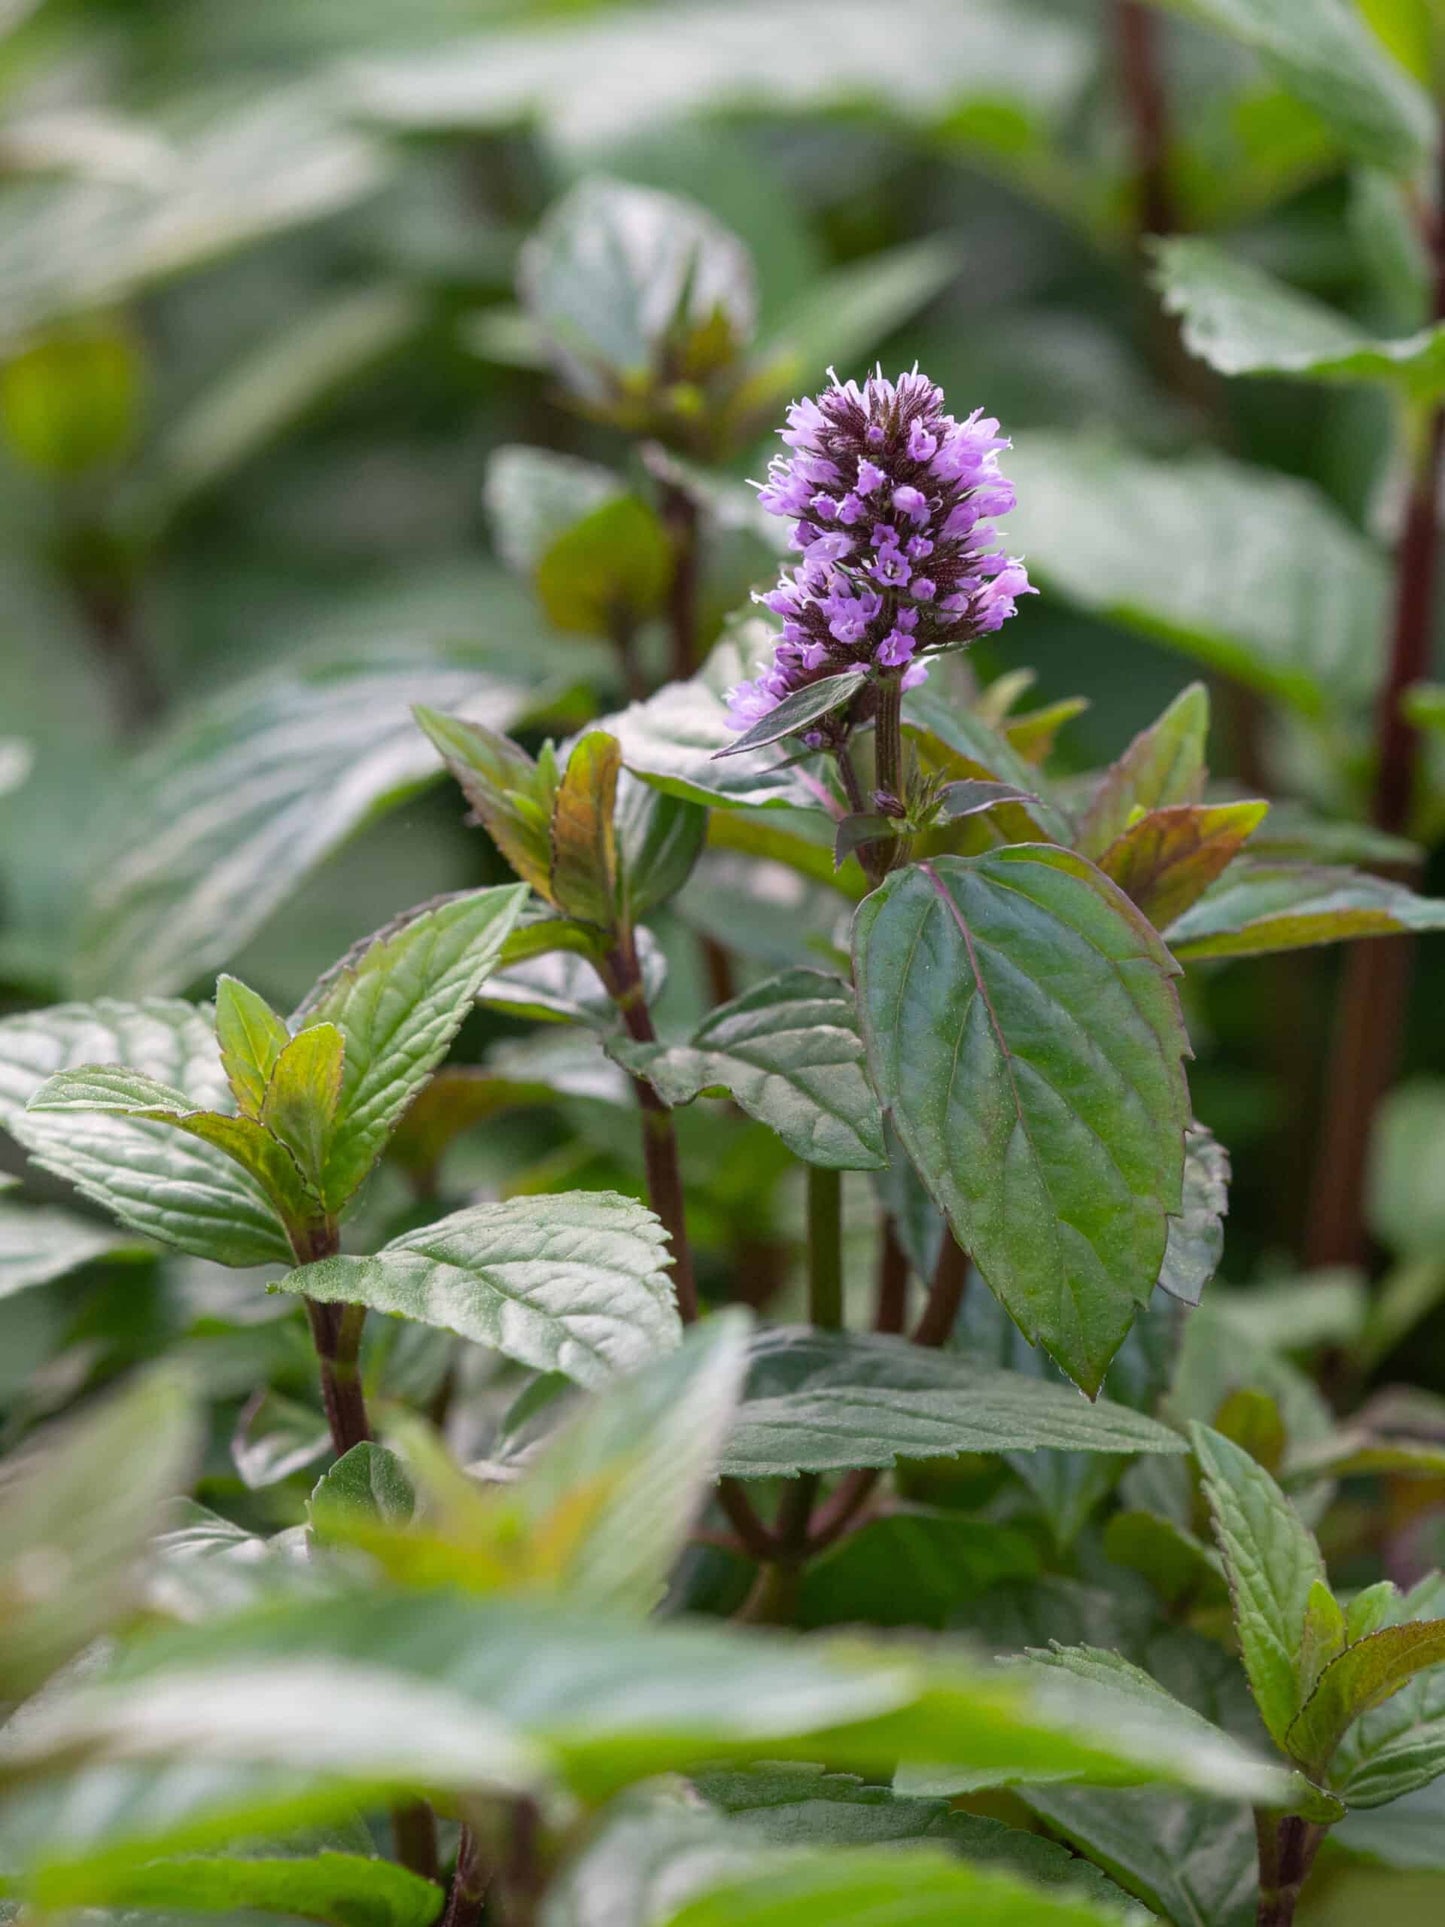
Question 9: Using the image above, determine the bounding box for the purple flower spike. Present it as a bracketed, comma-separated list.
[725, 367, 1032, 734]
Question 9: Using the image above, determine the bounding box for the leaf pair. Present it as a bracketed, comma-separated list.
[11, 885, 528, 1262]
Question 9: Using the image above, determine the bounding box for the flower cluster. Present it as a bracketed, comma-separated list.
[726, 368, 1032, 735]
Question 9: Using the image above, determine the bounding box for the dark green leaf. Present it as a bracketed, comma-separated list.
[1075, 683, 1209, 860]
[1288, 1619, 1445, 1779]
[1164, 863, 1445, 959]
[797, 1510, 1039, 1629]
[611, 968, 886, 1169]
[720, 1327, 1187, 1477]
[297, 883, 529, 1209]
[535, 497, 672, 636]
[309, 1444, 416, 1543]
[713, 668, 868, 759]
[615, 775, 707, 921]
[854, 850, 1192, 1393]
[1024, 1783, 1257, 1927]
[276, 1190, 678, 1386]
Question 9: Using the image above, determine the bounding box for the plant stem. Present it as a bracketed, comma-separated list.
[912, 1231, 970, 1347]
[1305, 143, 1445, 1266]
[807, 1166, 844, 1331]
[1113, 0, 1172, 239]
[874, 1214, 909, 1333]
[738, 1474, 817, 1624]
[442, 1826, 487, 1927]
[873, 676, 904, 802]
[659, 479, 701, 682]
[600, 931, 698, 1323]
[1254, 1813, 1325, 1926]
[393, 1803, 440, 1884]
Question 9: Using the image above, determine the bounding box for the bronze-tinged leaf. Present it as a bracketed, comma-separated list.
[1099, 800, 1268, 928]
[1075, 684, 1209, 858]
[414, 706, 556, 896]
[549, 731, 622, 929]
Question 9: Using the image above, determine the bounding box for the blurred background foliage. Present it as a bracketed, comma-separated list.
[7, 2, 1445, 1903]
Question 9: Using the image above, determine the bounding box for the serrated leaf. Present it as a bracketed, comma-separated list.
[660, 1845, 1137, 1926]
[1100, 802, 1269, 927]
[854, 850, 1192, 1393]
[259, 1023, 345, 1184]
[276, 1190, 678, 1387]
[1327, 1577, 1445, 1806]
[714, 668, 868, 759]
[1149, 0, 1431, 173]
[1005, 435, 1386, 714]
[75, 655, 540, 1000]
[535, 495, 672, 636]
[310, 1443, 416, 1543]
[0, 1369, 196, 1696]
[27, 1063, 316, 1225]
[615, 774, 707, 921]
[549, 731, 622, 928]
[1164, 862, 1445, 959]
[1153, 235, 1445, 398]
[297, 883, 529, 1209]
[1191, 1422, 1328, 1748]
[0, 1001, 293, 1265]
[413, 708, 557, 895]
[1023, 1784, 1258, 1927]
[1288, 1619, 1445, 1779]
[1158, 1123, 1230, 1307]
[0, 1198, 140, 1299]
[214, 975, 290, 1119]
[905, 687, 1070, 842]
[1075, 684, 1211, 859]
[611, 968, 885, 1170]
[27, 1847, 442, 1927]
[719, 1327, 1187, 1478]
[606, 627, 829, 812]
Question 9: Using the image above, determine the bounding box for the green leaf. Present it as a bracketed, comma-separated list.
[0, 1369, 196, 1696]
[1100, 803, 1270, 927]
[259, 1023, 345, 1185]
[1164, 863, 1445, 959]
[1104, 1509, 1225, 1609]
[26, 1063, 316, 1226]
[276, 1190, 678, 1387]
[309, 1443, 416, 1543]
[412, 708, 558, 896]
[1158, 1124, 1230, 1307]
[232, 1389, 329, 1490]
[535, 496, 672, 636]
[75, 653, 541, 1000]
[0, 1000, 293, 1266]
[1153, 236, 1445, 398]
[905, 687, 1069, 841]
[606, 627, 829, 812]
[719, 1327, 1187, 1478]
[479, 926, 666, 1028]
[0, 1198, 140, 1300]
[797, 1510, 1040, 1630]
[1327, 1578, 1445, 1806]
[1288, 1619, 1445, 1779]
[1075, 683, 1210, 860]
[484, 443, 622, 575]
[854, 850, 1192, 1393]
[1191, 1422, 1328, 1748]
[660, 1845, 1140, 1926]
[1370, 1080, 1445, 1258]
[1005, 434, 1387, 714]
[214, 975, 290, 1119]
[1149, 0, 1431, 172]
[610, 968, 886, 1170]
[714, 668, 869, 760]
[752, 238, 958, 403]
[1023, 1784, 1258, 1927]
[297, 883, 529, 1210]
[615, 775, 708, 921]
[549, 731, 622, 928]
[517, 176, 755, 407]
[27, 1847, 442, 1927]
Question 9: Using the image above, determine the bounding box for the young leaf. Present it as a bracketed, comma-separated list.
[276, 1190, 678, 1386]
[0, 999, 294, 1266]
[1075, 683, 1209, 859]
[1148, 0, 1431, 174]
[1297, 1579, 1348, 1704]
[1164, 862, 1445, 959]
[413, 708, 557, 895]
[535, 494, 672, 635]
[720, 1328, 1187, 1478]
[854, 850, 1192, 1394]
[309, 1442, 416, 1543]
[296, 883, 529, 1209]
[27, 1064, 317, 1227]
[549, 730, 622, 928]
[214, 974, 290, 1118]
[1190, 1422, 1328, 1749]
[1153, 236, 1445, 399]
[27, 1848, 442, 1926]
[1157, 1123, 1230, 1307]
[1288, 1619, 1445, 1779]
[259, 1022, 345, 1185]
[1099, 801, 1269, 927]
[610, 968, 887, 1170]
[906, 686, 1069, 841]
[1326, 1577, 1445, 1806]
[0, 1369, 196, 1697]
[713, 667, 868, 759]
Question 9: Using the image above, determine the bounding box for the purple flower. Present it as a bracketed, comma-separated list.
[725, 367, 1033, 735]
